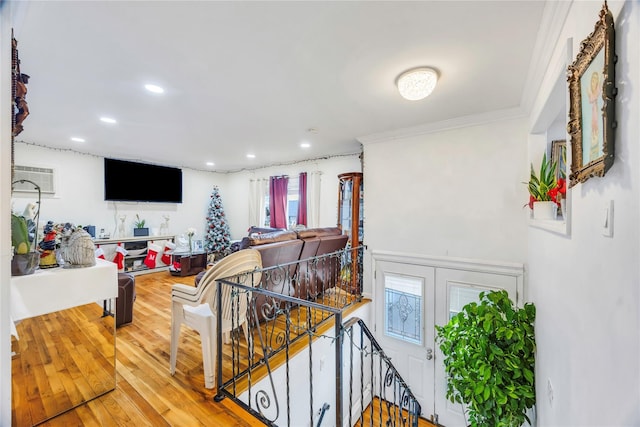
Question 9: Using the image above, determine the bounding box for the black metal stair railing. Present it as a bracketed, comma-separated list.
[212, 245, 421, 427]
[342, 316, 422, 427]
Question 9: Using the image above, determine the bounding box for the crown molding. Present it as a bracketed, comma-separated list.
[520, 0, 573, 115]
[357, 107, 526, 145]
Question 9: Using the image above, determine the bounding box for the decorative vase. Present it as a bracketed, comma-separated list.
[188, 235, 193, 254]
[533, 201, 557, 220]
[11, 252, 40, 276]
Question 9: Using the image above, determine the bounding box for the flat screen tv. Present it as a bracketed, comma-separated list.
[104, 158, 182, 203]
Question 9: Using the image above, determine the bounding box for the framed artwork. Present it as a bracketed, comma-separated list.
[194, 239, 204, 252]
[567, 2, 616, 187]
[551, 140, 567, 182]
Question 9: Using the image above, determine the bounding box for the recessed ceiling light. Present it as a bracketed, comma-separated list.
[246, 154, 256, 159]
[145, 84, 164, 94]
[100, 117, 117, 124]
[396, 67, 438, 101]
[206, 161, 215, 167]
[300, 143, 311, 148]
[70, 137, 85, 143]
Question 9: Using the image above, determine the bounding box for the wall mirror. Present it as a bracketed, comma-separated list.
[11, 298, 116, 425]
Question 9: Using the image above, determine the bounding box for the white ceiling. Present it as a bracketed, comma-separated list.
[13, 1, 546, 172]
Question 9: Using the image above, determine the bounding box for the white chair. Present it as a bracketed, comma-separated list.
[170, 249, 262, 389]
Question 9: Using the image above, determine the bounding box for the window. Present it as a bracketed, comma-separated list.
[448, 285, 483, 320]
[384, 273, 423, 345]
[287, 178, 299, 228]
[263, 175, 302, 228]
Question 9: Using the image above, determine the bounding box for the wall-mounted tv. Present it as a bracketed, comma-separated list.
[104, 158, 182, 203]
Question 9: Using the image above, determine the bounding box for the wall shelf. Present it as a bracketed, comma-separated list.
[529, 217, 568, 235]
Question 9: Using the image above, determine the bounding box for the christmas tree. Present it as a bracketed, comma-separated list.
[204, 186, 232, 256]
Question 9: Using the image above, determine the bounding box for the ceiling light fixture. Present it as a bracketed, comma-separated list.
[300, 143, 311, 148]
[246, 154, 256, 159]
[396, 67, 438, 101]
[70, 137, 85, 143]
[206, 161, 215, 166]
[100, 117, 117, 124]
[145, 84, 164, 94]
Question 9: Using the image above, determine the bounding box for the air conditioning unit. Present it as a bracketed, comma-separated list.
[13, 165, 56, 194]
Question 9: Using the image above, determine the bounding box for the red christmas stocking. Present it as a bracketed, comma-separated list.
[144, 243, 161, 269]
[95, 245, 106, 259]
[113, 243, 128, 270]
[161, 241, 176, 265]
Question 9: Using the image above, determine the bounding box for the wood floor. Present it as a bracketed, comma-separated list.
[11, 270, 435, 427]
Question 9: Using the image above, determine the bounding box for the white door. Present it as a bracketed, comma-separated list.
[433, 268, 519, 427]
[374, 261, 436, 421]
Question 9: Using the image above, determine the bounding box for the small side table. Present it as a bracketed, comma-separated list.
[170, 251, 207, 276]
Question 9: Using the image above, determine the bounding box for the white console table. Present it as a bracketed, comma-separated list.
[10, 257, 118, 321]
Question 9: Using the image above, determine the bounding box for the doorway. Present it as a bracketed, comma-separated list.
[373, 254, 523, 426]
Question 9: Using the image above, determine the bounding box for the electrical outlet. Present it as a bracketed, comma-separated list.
[547, 378, 554, 406]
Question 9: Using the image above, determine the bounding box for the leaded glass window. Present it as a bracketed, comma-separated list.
[384, 273, 423, 345]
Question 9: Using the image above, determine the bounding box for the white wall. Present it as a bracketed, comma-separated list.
[13, 143, 229, 242]
[223, 155, 362, 239]
[528, 1, 640, 425]
[363, 117, 529, 265]
[12, 144, 361, 243]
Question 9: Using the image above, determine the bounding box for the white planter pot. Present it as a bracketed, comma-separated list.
[533, 201, 557, 220]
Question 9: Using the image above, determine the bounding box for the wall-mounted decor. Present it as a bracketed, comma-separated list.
[567, 2, 617, 187]
[11, 32, 31, 181]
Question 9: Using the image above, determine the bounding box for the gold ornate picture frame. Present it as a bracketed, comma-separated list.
[567, 2, 617, 187]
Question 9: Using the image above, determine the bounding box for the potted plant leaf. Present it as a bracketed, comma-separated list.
[435, 290, 536, 427]
[526, 152, 565, 220]
[133, 214, 149, 236]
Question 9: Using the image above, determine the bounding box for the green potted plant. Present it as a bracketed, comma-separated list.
[11, 213, 40, 275]
[133, 214, 149, 236]
[526, 152, 565, 220]
[435, 290, 536, 427]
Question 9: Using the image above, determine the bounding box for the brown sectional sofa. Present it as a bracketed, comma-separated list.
[238, 227, 349, 320]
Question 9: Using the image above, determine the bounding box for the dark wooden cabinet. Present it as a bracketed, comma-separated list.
[170, 252, 207, 277]
[337, 172, 363, 247]
[337, 172, 363, 293]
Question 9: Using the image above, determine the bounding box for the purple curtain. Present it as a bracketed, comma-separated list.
[297, 172, 307, 226]
[269, 175, 289, 229]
